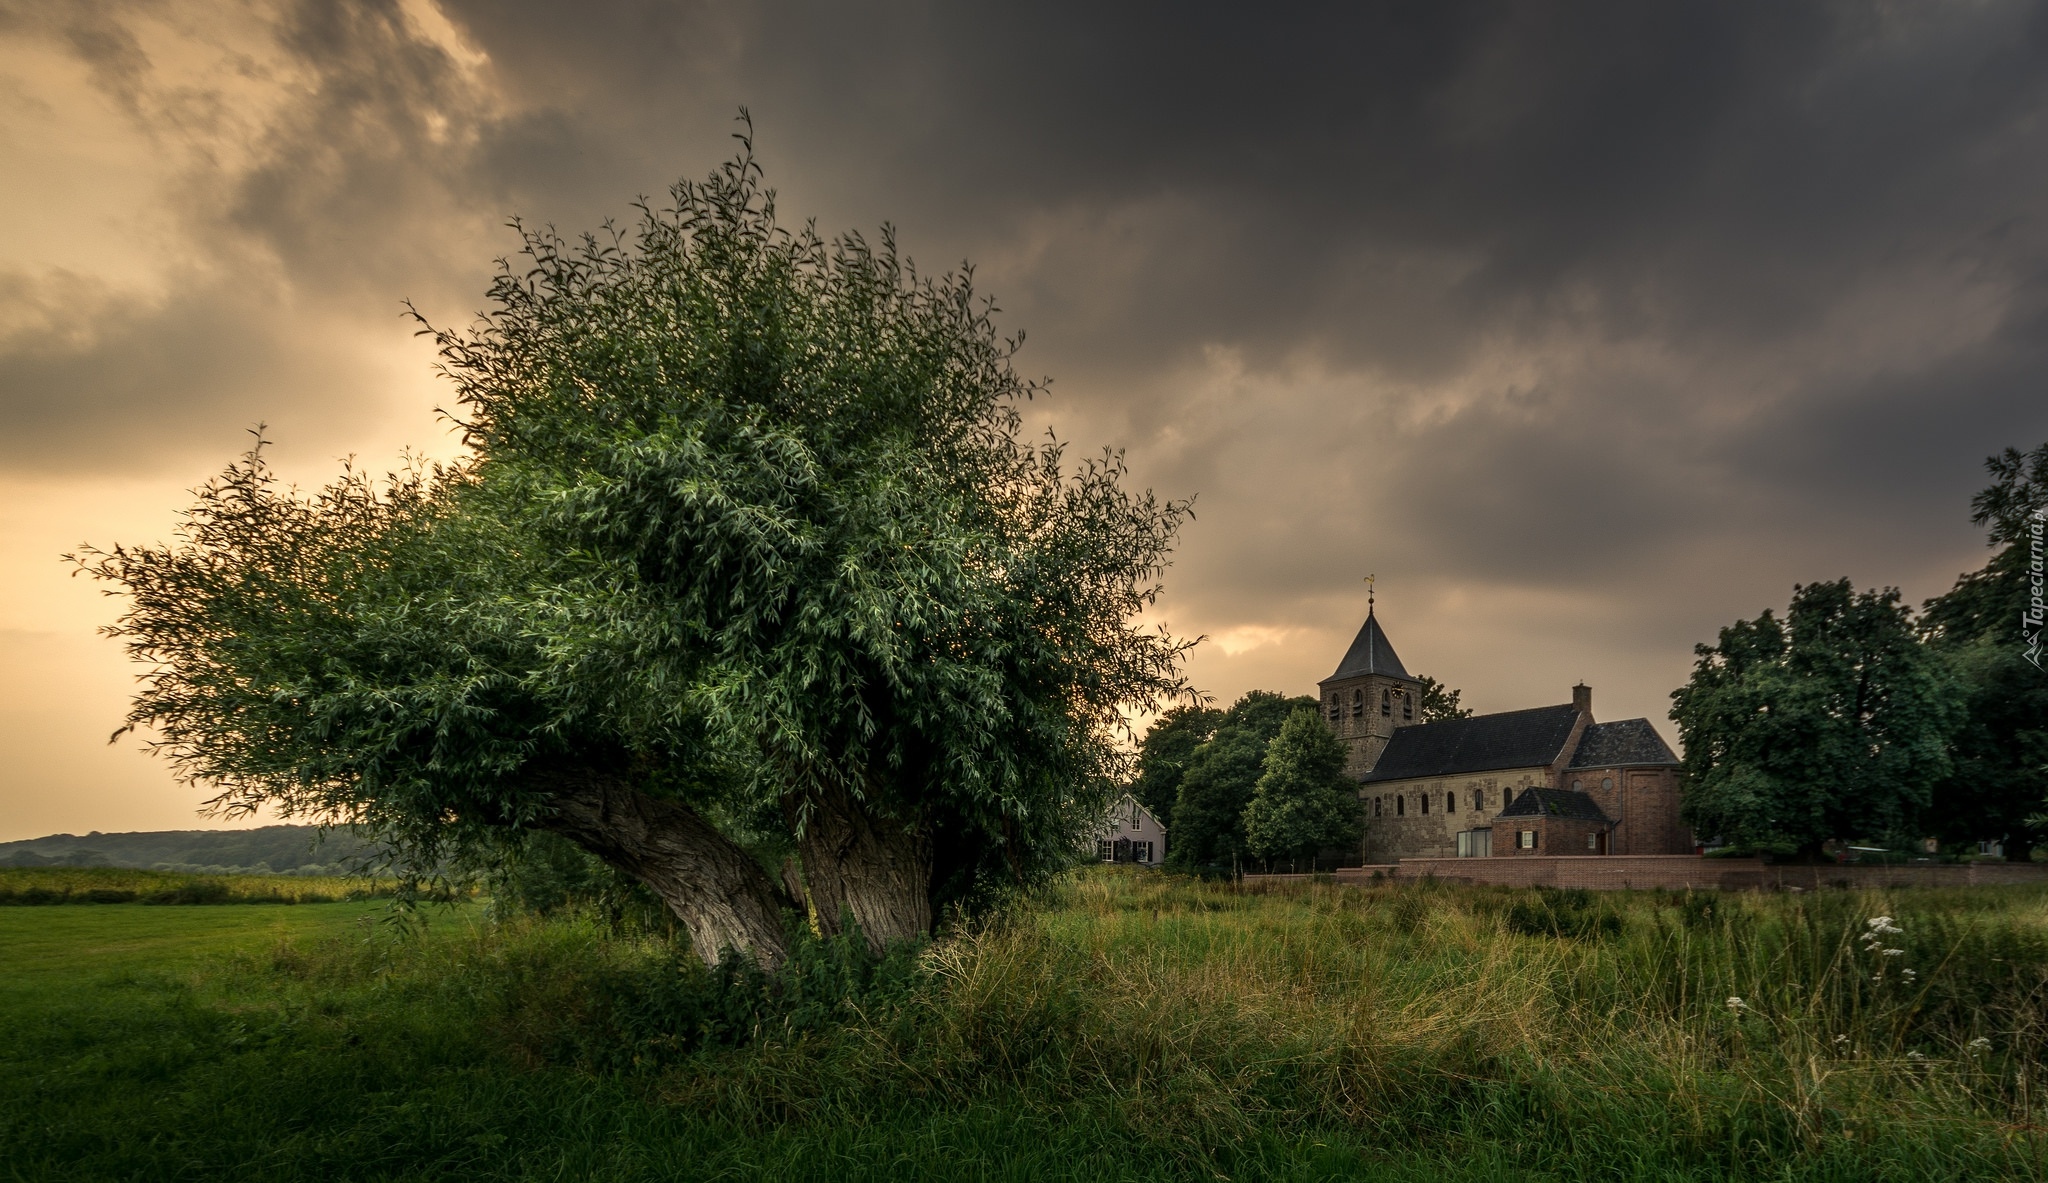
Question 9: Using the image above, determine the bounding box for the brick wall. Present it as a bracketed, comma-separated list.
[1567, 765, 1689, 855]
[1242, 858, 2048, 891]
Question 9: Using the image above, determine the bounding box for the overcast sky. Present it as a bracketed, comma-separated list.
[3, 0, 2045, 840]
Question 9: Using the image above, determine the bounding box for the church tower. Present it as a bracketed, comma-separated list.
[1317, 599, 1425, 778]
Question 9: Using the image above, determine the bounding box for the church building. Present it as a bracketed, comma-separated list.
[1318, 605, 1691, 862]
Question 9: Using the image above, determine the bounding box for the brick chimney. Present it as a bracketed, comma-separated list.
[1572, 682, 1593, 719]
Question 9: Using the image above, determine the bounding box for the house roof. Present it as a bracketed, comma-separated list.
[1497, 787, 1613, 823]
[1566, 718, 1680, 768]
[1326, 610, 1413, 681]
[1362, 704, 1582, 783]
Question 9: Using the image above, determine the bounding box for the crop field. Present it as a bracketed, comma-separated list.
[3, 869, 2046, 1181]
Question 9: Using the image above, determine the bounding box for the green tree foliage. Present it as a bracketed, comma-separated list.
[1242, 708, 1363, 868]
[1167, 691, 1315, 870]
[1129, 704, 1223, 824]
[1921, 442, 2048, 854]
[70, 128, 1193, 964]
[1671, 579, 1958, 856]
[1415, 675, 1473, 724]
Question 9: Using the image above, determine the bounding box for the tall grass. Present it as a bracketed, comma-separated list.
[5, 870, 2046, 1179]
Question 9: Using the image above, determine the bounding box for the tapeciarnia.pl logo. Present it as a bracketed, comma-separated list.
[2027, 507, 2045, 669]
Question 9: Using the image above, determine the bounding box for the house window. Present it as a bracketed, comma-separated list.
[1133, 841, 1154, 863]
[1397, 796, 1405, 816]
[1097, 840, 1115, 862]
[1586, 833, 1598, 851]
[1572, 779, 1582, 791]
[1519, 830, 1537, 850]
[1602, 777, 1613, 792]
[1380, 689, 1391, 717]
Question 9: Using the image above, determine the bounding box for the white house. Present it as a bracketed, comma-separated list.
[1094, 793, 1167, 866]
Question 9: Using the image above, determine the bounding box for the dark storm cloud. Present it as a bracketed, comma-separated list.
[10, 0, 2048, 645]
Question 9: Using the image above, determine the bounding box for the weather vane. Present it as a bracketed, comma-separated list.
[1365, 572, 1375, 612]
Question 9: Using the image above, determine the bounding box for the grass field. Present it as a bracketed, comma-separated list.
[3, 870, 2046, 1181]
[0, 865, 398, 905]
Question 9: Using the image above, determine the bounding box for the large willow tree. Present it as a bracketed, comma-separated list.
[76, 129, 1194, 965]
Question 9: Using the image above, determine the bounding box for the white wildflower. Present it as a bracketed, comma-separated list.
[1907, 1050, 1927, 1062]
[1726, 996, 1749, 1013]
[1882, 948, 1905, 957]
[1866, 916, 1902, 935]
[1900, 968, 1917, 981]
[1967, 1037, 1991, 1055]
[1833, 1034, 1851, 1045]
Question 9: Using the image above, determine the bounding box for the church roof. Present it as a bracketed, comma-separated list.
[1362, 704, 1581, 782]
[1326, 610, 1413, 682]
[1497, 787, 1613, 823]
[1567, 719, 1680, 768]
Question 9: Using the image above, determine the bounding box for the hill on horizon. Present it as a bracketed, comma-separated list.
[0, 825, 382, 876]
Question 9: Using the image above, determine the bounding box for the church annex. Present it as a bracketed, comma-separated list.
[1318, 606, 1691, 862]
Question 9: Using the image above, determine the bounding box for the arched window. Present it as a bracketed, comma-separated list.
[1446, 791, 1456, 814]
[1474, 789, 1485, 810]
[1373, 797, 1382, 817]
[1402, 693, 1413, 721]
[1328, 694, 1341, 721]
[1397, 796, 1405, 816]
[1420, 793, 1430, 815]
[1351, 689, 1364, 718]
[1502, 788, 1514, 808]
[1380, 689, 1391, 717]
[1572, 779, 1582, 792]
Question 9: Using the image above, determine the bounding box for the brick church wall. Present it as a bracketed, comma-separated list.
[1566, 765, 1690, 855]
[1360, 772, 1549, 861]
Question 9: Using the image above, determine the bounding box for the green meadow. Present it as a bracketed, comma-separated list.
[3, 869, 2045, 1182]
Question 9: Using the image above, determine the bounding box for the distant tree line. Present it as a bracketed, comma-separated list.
[1673, 441, 2048, 859]
[1132, 676, 1470, 873]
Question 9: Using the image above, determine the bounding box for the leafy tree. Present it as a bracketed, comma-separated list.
[1167, 691, 1315, 870]
[1130, 704, 1222, 824]
[71, 129, 1193, 965]
[1242, 707, 1363, 869]
[1415, 675, 1472, 724]
[1921, 441, 2048, 855]
[1671, 579, 1958, 856]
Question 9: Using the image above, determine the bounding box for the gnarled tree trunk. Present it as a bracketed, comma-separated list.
[539, 767, 793, 968]
[787, 779, 931, 953]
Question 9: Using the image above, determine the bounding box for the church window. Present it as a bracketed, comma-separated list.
[1602, 777, 1613, 792]
[1446, 791, 1456, 814]
[1351, 689, 1364, 718]
[1420, 794, 1429, 815]
[1373, 797, 1382, 817]
[1381, 689, 1391, 717]
[1328, 694, 1340, 721]
[1502, 788, 1514, 808]
[1572, 779, 1582, 792]
[1402, 693, 1413, 720]
[1397, 796, 1405, 816]
[1474, 789, 1485, 810]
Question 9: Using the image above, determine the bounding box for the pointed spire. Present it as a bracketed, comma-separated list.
[1329, 604, 1412, 681]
